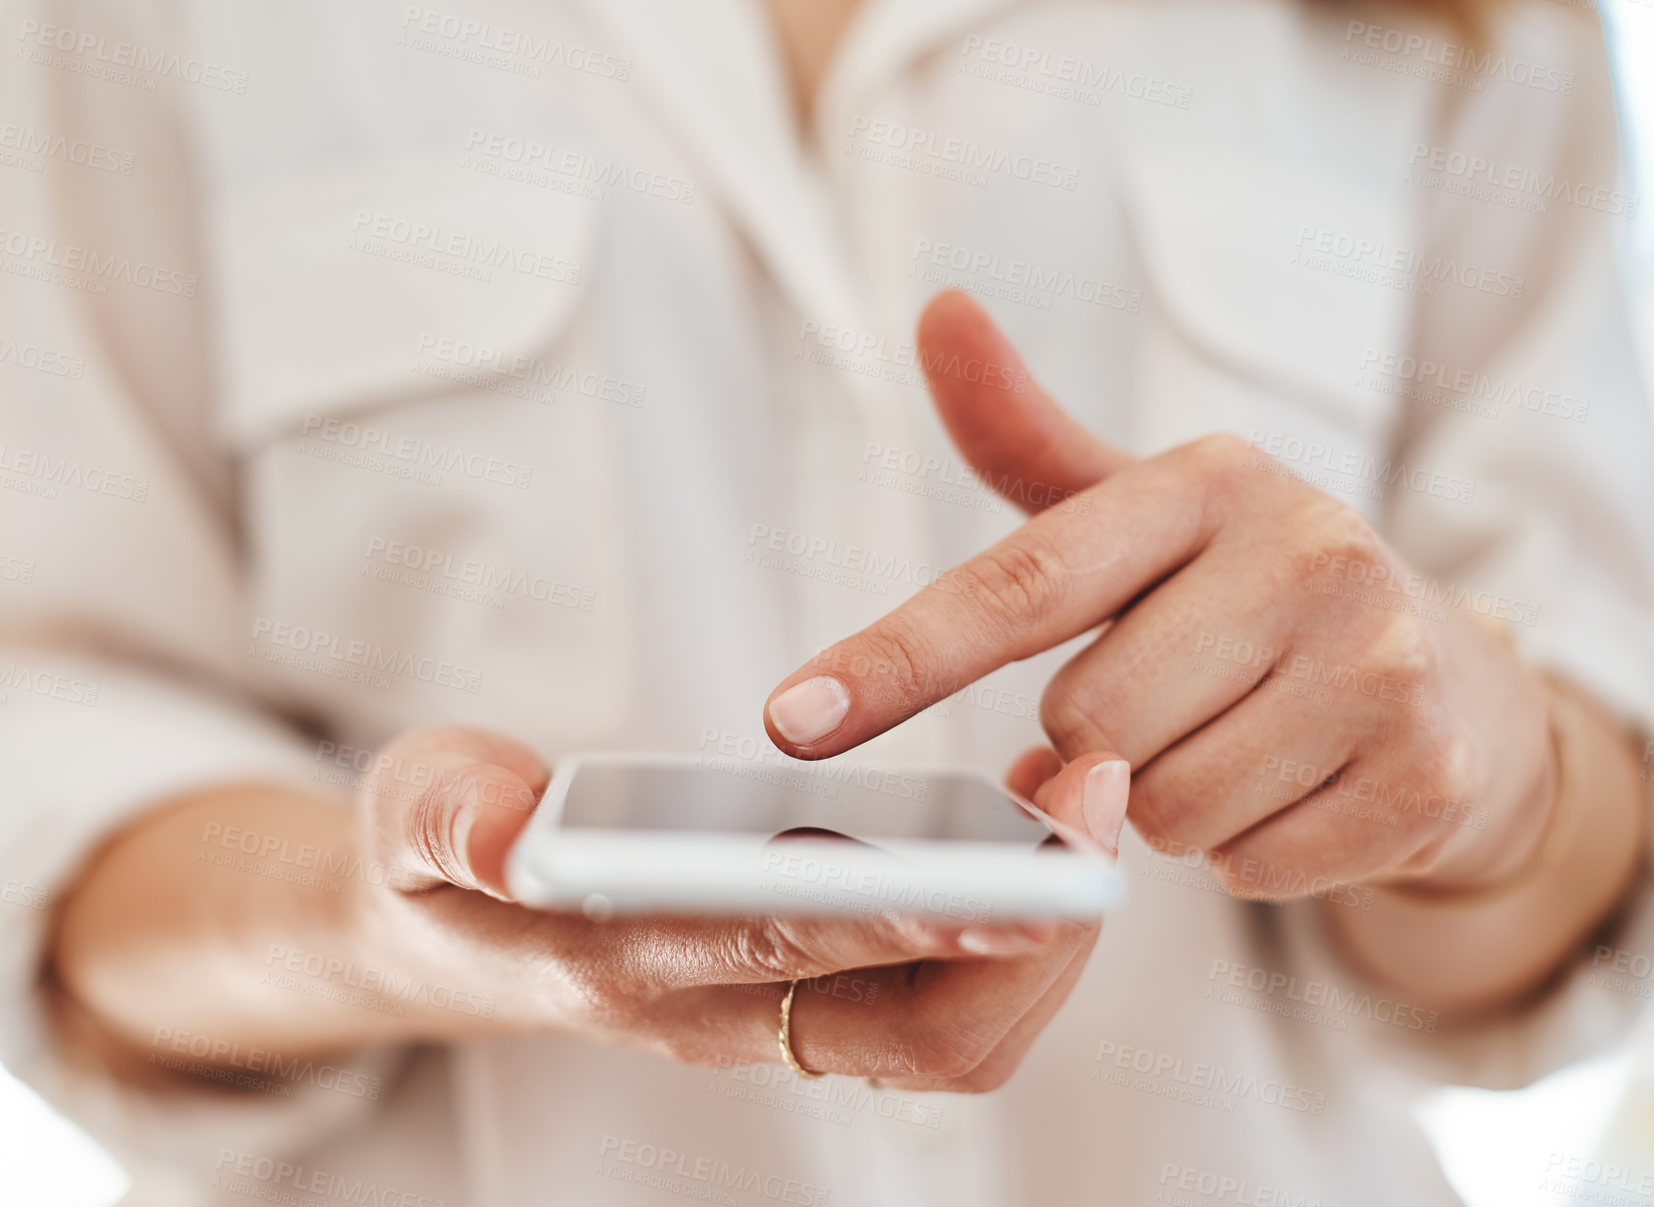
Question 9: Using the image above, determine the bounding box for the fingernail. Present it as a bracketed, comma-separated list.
[1082, 760, 1131, 854]
[768, 676, 851, 746]
[957, 926, 1048, 956]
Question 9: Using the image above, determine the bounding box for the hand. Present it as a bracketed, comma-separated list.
[763, 292, 1557, 900]
[351, 725, 1118, 1091]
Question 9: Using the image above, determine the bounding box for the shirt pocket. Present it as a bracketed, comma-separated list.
[1120, 137, 1417, 503]
[209, 153, 636, 748]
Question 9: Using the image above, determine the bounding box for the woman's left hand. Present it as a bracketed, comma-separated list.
[764, 291, 1556, 900]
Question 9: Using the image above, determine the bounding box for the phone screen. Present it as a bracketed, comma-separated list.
[558, 761, 1053, 845]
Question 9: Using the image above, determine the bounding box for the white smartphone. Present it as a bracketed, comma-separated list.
[505, 753, 1123, 921]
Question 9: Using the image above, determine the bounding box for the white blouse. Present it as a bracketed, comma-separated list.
[2, 0, 1652, 1203]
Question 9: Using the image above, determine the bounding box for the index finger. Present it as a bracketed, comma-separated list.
[763, 441, 1230, 759]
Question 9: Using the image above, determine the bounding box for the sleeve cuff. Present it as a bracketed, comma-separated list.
[0, 647, 397, 1190]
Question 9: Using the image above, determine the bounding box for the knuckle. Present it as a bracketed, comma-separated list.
[895, 1021, 993, 1080]
[1418, 721, 1481, 809]
[1368, 612, 1433, 682]
[854, 621, 938, 704]
[1350, 613, 1437, 716]
[1126, 804, 1185, 860]
[1039, 677, 1107, 756]
[1297, 500, 1388, 589]
[942, 1062, 1017, 1094]
[954, 539, 1070, 634]
[550, 955, 637, 1029]
[1188, 431, 1254, 468]
[1208, 849, 1286, 902]
[1182, 431, 1256, 485]
[657, 1029, 723, 1070]
[1131, 815, 1192, 863]
[734, 918, 822, 981]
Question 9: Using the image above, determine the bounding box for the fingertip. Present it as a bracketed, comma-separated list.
[916, 291, 1023, 393]
[917, 288, 997, 349]
[1005, 745, 1063, 800]
[1033, 751, 1131, 856]
[764, 675, 852, 756]
[450, 763, 543, 899]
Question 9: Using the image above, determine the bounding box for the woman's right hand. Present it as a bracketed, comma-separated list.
[354, 727, 1111, 1092]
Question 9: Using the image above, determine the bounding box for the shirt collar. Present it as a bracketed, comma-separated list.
[566, 0, 1028, 335]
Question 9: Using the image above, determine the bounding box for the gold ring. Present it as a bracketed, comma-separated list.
[778, 979, 824, 1079]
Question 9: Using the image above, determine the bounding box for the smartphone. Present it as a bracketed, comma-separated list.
[505, 753, 1123, 921]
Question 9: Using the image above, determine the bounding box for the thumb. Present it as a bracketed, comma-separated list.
[1026, 750, 1132, 858]
[362, 726, 550, 900]
[917, 289, 1133, 515]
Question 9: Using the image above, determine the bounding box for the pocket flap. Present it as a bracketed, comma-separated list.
[212, 152, 602, 446]
[1122, 137, 1416, 425]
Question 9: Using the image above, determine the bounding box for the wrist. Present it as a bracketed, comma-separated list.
[1378, 669, 1577, 905]
[1403, 616, 1557, 892]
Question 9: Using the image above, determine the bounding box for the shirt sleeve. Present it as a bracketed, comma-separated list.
[1293, 0, 1654, 1090]
[1381, 1, 1654, 736]
[0, 0, 396, 1184]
